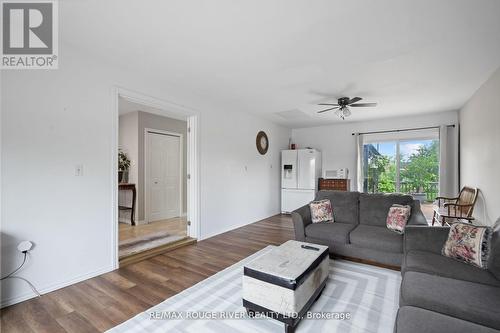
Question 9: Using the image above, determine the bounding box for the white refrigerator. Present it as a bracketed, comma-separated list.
[281, 149, 322, 213]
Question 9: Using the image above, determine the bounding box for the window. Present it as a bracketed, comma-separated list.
[362, 129, 439, 202]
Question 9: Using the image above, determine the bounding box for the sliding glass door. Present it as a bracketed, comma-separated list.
[362, 132, 439, 202]
[398, 139, 439, 201]
[363, 142, 397, 193]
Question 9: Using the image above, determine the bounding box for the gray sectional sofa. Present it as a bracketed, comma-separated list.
[291, 190, 428, 267]
[292, 190, 500, 332]
[395, 224, 500, 333]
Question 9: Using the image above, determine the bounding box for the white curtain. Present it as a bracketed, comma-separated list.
[355, 133, 364, 192]
[439, 125, 459, 197]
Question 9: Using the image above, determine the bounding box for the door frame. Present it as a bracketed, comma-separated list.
[144, 128, 183, 224]
[111, 86, 200, 269]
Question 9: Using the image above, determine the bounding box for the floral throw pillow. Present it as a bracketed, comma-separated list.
[309, 199, 334, 223]
[442, 223, 492, 268]
[386, 204, 412, 234]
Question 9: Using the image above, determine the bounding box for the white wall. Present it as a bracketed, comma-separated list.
[0, 44, 290, 307]
[118, 112, 139, 222]
[292, 111, 458, 191]
[199, 109, 290, 239]
[118, 112, 139, 186]
[459, 67, 500, 226]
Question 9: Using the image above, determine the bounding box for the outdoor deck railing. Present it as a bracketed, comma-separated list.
[364, 180, 439, 202]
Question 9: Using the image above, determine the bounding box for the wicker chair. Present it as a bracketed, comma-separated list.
[432, 186, 478, 226]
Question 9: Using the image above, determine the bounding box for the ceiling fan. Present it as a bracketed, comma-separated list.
[317, 97, 377, 120]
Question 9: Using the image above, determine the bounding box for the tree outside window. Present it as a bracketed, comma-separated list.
[363, 140, 439, 202]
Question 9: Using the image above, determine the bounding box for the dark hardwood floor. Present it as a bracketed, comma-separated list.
[0, 214, 294, 333]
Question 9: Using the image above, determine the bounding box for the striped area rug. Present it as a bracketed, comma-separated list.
[108, 246, 401, 333]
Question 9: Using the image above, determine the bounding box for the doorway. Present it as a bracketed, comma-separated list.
[112, 87, 199, 267]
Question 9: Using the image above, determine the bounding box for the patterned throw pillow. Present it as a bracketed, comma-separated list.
[309, 199, 334, 223]
[386, 204, 412, 234]
[442, 223, 492, 268]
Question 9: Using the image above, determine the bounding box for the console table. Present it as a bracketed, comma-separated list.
[118, 183, 136, 225]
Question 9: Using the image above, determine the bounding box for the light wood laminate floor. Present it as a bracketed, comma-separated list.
[1, 214, 294, 332]
[119, 217, 188, 243]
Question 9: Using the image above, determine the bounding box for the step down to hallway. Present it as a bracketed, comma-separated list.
[119, 237, 197, 267]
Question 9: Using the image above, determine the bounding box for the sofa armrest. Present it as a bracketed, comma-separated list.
[407, 210, 428, 226]
[407, 202, 428, 226]
[404, 225, 450, 255]
[291, 205, 312, 241]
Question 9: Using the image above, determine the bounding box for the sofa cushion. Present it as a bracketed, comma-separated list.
[442, 222, 492, 268]
[386, 204, 412, 234]
[359, 193, 415, 226]
[315, 191, 359, 224]
[488, 220, 500, 280]
[404, 250, 500, 287]
[395, 306, 500, 333]
[305, 222, 356, 244]
[349, 225, 403, 252]
[401, 271, 500, 330]
[309, 199, 334, 223]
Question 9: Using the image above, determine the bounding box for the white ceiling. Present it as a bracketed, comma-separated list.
[61, 0, 500, 128]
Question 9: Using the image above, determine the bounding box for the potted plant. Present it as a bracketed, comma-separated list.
[118, 150, 131, 183]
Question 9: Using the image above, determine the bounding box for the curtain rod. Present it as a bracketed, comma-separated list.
[351, 124, 455, 136]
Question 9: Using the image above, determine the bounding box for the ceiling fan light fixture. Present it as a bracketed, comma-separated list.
[316, 96, 377, 118]
[342, 107, 351, 118]
[335, 106, 350, 120]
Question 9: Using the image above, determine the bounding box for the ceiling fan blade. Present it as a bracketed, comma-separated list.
[348, 97, 362, 104]
[317, 107, 340, 113]
[350, 103, 377, 107]
[318, 103, 339, 106]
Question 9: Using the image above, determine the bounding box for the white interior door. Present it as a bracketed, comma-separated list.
[147, 132, 181, 222]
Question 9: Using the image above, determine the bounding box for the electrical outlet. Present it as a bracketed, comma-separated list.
[75, 164, 84, 176]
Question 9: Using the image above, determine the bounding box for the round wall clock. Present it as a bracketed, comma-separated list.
[256, 131, 269, 155]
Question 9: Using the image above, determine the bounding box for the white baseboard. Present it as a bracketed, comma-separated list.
[0, 265, 114, 308]
[118, 218, 146, 225]
[199, 211, 280, 241]
[118, 216, 130, 224]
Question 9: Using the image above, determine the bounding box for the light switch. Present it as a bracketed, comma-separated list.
[75, 164, 84, 176]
